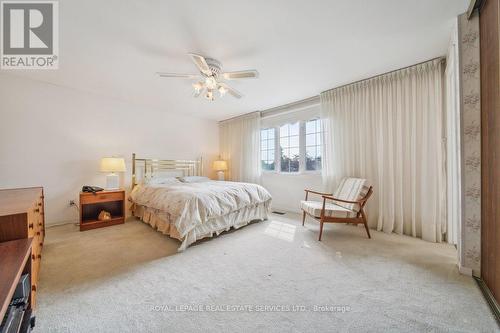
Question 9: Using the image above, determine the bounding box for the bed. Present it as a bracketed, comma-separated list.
[129, 154, 272, 250]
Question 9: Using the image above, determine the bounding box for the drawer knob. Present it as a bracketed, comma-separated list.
[32, 285, 37, 292]
[39, 243, 43, 247]
[32, 254, 35, 260]
[37, 254, 41, 259]
[36, 232, 40, 235]
[28, 223, 33, 229]
[38, 223, 42, 226]
[34, 208, 40, 213]
[38, 202, 42, 206]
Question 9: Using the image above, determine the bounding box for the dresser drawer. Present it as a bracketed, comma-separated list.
[27, 206, 41, 237]
[80, 192, 124, 204]
[0, 187, 44, 311]
[31, 288, 37, 309]
[33, 232, 43, 252]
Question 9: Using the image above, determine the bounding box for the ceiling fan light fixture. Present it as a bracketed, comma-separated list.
[192, 82, 203, 93]
[205, 76, 217, 90]
[205, 90, 214, 101]
[157, 53, 257, 101]
[218, 86, 227, 97]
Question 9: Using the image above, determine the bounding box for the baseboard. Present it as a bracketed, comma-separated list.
[474, 277, 500, 326]
[47, 215, 136, 228]
[45, 219, 78, 228]
[270, 205, 300, 214]
[458, 263, 473, 276]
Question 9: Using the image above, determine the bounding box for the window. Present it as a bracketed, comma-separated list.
[261, 118, 322, 174]
[260, 128, 275, 171]
[305, 119, 322, 171]
[280, 122, 300, 172]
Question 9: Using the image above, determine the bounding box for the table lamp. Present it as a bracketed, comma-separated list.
[213, 160, 228, 181]
[100, 157, 126, 189]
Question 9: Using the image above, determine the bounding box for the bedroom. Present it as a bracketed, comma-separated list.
[0, 0, 499, 332]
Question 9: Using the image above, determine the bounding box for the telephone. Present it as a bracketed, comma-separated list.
[82, 186, 104, 194]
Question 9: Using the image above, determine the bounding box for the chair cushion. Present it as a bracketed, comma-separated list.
[333, 178, 369, 212]
[300, 200, 358, 218]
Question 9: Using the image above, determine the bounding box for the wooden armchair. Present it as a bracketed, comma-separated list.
[300, 178, 373, 241]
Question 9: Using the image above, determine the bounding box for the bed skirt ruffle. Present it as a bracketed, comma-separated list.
[132, 201, 270, 251]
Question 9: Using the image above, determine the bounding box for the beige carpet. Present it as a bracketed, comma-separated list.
[36, 213, 497, 332]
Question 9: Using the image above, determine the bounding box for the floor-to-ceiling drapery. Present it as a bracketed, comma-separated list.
[321, 59, 446, 242]
[219, 112, 261, 183]
[445, 23, 461, 246]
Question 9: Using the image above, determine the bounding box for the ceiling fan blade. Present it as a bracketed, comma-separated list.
[157, 72, 199, 79]
[219, 83, 243, 99]
[222, 70, 259, 80]
[187, 53, 212, 76]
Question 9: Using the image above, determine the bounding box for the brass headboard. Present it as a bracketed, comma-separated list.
[131, 153, 203, 189]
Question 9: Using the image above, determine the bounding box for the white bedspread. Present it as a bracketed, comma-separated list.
[129, 180, 272, 246]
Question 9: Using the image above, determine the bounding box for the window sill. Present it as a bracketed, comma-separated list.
[261, 171, 321, 176]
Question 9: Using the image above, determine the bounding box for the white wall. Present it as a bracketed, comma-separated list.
[0, 74, 219, 225]
[260, 104, 323, 213]
[262, 173, 322, 213]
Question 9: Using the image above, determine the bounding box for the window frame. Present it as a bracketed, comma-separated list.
[279, 122, 301, 173]
[304, 118, 323, 172]
[260, 127, 277, 172]
[260, 118, 322, 175]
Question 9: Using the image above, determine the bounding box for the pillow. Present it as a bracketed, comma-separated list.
[146, 176, 181, 185]
[178, 176, 210, 183]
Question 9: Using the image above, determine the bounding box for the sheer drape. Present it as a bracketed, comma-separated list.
[445, 24, 461, 246]
[321, 59, 446, 242]
[219, 112, 261, 183]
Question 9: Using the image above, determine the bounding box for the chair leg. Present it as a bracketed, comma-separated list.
[363, 221, 371, 239]
[318, 221, 324, 241]
[361, 210, 371, 239]
[302, 211, 306, 226]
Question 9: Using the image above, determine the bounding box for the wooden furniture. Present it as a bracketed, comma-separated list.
[479, 0, 500, 310]
[300, 179, 373, 241]
[0, 187, 44, 309]
[80, 189, 125, 231]
[0, 239, 33, 331]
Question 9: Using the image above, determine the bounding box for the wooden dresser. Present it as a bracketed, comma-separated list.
[0, 239, 34, 331]
[0, 187, 45, 308]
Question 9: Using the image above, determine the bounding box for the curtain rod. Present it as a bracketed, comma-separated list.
[320, 56, 445, 95]
[218, 110, 260, 124]
[219, 56, 445, 123]
[219, 96, 320, 123]
[260, 95, 320, 118]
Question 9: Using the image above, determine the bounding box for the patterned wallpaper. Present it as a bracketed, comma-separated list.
[458, 12, 481, 277]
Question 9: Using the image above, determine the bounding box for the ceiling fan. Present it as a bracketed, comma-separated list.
[156, 53, 259, 101]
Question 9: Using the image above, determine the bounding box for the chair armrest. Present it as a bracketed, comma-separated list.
[304, 189, 332, 196]
[322, 195, 361, 204]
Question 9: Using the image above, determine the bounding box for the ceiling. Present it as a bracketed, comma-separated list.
[5, 0, 468, 120]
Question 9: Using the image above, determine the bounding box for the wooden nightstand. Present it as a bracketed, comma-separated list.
[79, 189, 125, 231]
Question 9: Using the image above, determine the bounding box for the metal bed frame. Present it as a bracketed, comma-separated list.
[131, 153, 203, 189]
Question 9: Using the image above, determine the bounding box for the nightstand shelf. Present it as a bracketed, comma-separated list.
[79, 190, 125, 231]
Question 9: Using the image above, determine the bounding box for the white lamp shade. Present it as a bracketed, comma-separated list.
[100, 157, 126, 173]
[213, 160, 228, 171]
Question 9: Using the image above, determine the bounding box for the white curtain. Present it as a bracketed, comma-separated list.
[321, 59, 446, 242]
[219, 112, 261, 183]
[445, 22, 461, 246]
